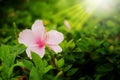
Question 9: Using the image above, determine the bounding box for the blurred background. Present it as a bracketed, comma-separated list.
[0, 0, 120, 44]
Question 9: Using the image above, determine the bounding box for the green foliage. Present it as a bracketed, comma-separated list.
[30, 67, 41, 80]
[55, 58, 64, 68]
[30, 52, 53, 80]
[0, 45, 25, 79]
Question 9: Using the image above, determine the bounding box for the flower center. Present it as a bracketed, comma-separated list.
[36, 40, 45, 48]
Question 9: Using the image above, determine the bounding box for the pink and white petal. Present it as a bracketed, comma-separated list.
[18, 29, 35, 46]
[49, 45, 62, 53]
[32, 20, 45, 40]
[46, 30, 64, 45]
[26, 48, 32, 59]
[26, 46, 45, 58]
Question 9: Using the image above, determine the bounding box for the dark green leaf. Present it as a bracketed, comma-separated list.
[96, 63, 113, 73]
[63, 64, 72, 72]
[67, 68, 78, 76]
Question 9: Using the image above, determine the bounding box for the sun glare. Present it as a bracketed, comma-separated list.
[87, 0, 109, 7]
[54, 0, 115, 30]
[85, 0, 114, 12]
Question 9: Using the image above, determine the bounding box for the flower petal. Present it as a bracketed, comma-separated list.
[18, 29, 35, 46]
[26, 48, 32, 59]
[26, 46, 45, 58]
[32, 20, 45, 40]
[49, 45, 62, 53]
[46, 30, 64, 45]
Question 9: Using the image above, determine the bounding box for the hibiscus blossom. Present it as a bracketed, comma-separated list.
[18, 20, 64, 58]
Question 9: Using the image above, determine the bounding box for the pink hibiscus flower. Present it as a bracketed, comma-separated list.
[18, 20, 64, 58]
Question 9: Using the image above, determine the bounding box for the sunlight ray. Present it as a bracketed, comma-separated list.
[54, 3, 80, 17]
[70, 8, 85, 22]
[76, 8, 96, 30]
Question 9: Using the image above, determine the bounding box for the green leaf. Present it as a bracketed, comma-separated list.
[95, 75, 101, 80]
[79, 77, 86, 80]
[44, 65, 53, 74]
[8, 62, 25, 78]
[0, 77, 2, 80]
[96, 63, 113, 73]
[31, 52, 44, 74]
[11, 44, 26, 55]
[30, 67, 41, 80]
[5, 53, 16, 68]
[55, 71, 63, 79]
[0, 45, 10, 60]
[67, 39, 75, 49]
[0, 45, 17, 79]
[67, 68, 78, 76]
[22, 59, 34, 70]
[63, 64, 72, 72]
[0, 64, 8, 80]
[0, 45, 16, 67]
[55, 58, 64, 68]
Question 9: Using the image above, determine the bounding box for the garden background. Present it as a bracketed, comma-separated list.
[0, 0, 120, 80]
